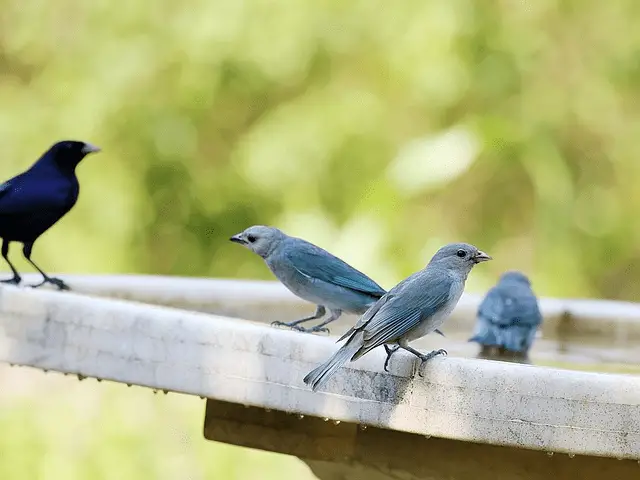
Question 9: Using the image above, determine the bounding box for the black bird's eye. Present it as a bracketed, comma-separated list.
[456, 249, 466, 258]
[247, 235, 257, 243]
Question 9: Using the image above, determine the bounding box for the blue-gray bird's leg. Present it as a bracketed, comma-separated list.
[383, 344, 400, 372]
[399, 343, 447, 377]
[294, 308, 342, 334]
[22, 243, 70, 291]
[0, 239, 21, 285]
[271, 305, 326, 330]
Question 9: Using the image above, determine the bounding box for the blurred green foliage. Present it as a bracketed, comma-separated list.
[1, 1, 640, 478]
[0, 372, 314, 480]
[2, 0, 639, 300]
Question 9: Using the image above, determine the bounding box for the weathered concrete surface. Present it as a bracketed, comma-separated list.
[0, 285, 638, 463]
[12, 274, 640, 366]
[205, 400, 640, 480]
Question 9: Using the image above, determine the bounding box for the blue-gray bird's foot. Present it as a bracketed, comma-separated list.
[29, 277, 70, 291]
[290, 324, 330, 334]
[270, 320, 328, 334]
[270, 320, 294, 329]
[417, 349, 447, 377]
[383, 345, 400, 372]
[303, 325, 331, 334]
[1, 276, 21, 286]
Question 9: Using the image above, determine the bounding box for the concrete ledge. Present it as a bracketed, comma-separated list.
[0, 285, 638, 461]
[13, 274, 640, 365]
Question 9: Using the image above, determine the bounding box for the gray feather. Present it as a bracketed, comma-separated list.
[303, 331, 364, 391]
[284, 238, 386, 297]
[304, 242, 490, 390]
[470, 271, 542, 353]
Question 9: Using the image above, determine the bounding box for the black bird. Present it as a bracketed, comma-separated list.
[0, 140, 100, 290]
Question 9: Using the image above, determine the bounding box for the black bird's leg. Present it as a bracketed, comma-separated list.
[400, 344, 447, 377]
[295, 308, 342, 334]
[22, 243, 70, 291]
[0, 239, 21, 285]
[383, 344, 400, 372]
[272, 305, 326, 331]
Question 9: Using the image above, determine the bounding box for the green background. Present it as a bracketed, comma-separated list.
[1, 0, 638, 478]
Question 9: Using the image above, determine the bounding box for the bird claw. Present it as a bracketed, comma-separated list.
[0, 277, 21, 286]
[29, 278, 70, 291]
[270, 321, 329, 334]
[51, 279, 71, 291]
[271, 320, 293, 329]
[306, 326, 330, 335]
[383, 357, 392, 373]
[383, 345, 399, 372]
[292, 324, 330, 334]
[417, 349, 447, 377]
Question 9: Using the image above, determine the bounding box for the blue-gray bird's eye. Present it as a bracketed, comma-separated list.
[456, 249, 466, 258]
[247, 235, 257, 243]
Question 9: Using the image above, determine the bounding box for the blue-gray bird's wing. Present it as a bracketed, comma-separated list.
[351, 271, 454, 357]
[482, 286, 541, 328]
[285, 240, 386, 297]
[337, 293, 393, 342]
[477, 288, 504, 324]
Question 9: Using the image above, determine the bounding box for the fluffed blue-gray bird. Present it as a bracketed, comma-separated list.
[469, 271, 542, 361]
[0, 140, 101, 290]
[230, 225, 387, 333]
[303, 242, 491, 391]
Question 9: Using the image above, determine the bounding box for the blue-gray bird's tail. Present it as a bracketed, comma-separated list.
[468, 319, 499, 346]
[470, 323, 535, 354]
[500, 325, 535, 353]
[303, 331, 364, 392]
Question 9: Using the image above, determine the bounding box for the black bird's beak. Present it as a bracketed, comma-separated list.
[473, 250, 492, 263]
[82, 143, 101, 155]
[229, 234, 245, 245]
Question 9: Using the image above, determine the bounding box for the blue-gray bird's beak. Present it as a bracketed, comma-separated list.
[473, 250, 492, 263]
[229, 234, 245, 245]
[82, 143, 101, 155]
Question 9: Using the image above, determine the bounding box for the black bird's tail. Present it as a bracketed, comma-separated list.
[303, 331, 364, 392]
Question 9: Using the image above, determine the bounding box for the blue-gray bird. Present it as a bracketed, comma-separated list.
[469, 271, 542, 362]
[0, 140, 100, 290]
[230, 225, 387, 334]
[303, 243, 491, 391]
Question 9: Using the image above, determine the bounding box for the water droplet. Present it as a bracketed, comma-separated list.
[152, 389, 158, 394]
[96, 378, 102, 383]
[568, 454, 575, 458]
[359, 425, 367, 431]
[126, 383, 132, 387]
[199, 396, 205, 400]
[547, 452, 554, 457]
[162, 390, 168, 395]
[323, 417, 330, 422]
[297, 414, 305, 420]
[333, 420, 341, 425]
[425, 435, 431, 439]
